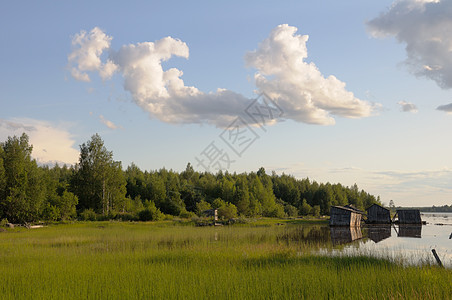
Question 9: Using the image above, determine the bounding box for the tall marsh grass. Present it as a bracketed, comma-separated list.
[0, 222, 451, 299]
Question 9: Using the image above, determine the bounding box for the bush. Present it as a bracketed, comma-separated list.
[266, 204, 285, 218]
[284, 204, 298, 218]
[42, 204, 60, 221]
[115, 212, 137, 221]
[226, 217, 249, 225]
[138, 205, 163, 221]
[195, 200, 212, 216]
[0, 218, 8, 227]
[79, 209, 97, 221]
[299, 199, 312, 216]
[218, 202, 238, 220]
[96, 211, 119, 221]
[162, 214, 174, 221]
[179, 210, 196, 219]
[311, 205, 321, 217]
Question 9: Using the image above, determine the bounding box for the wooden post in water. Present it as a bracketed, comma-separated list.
[432, 249, 444, 268]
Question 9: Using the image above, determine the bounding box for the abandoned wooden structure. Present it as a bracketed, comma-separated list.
[366, 204, 391, 224]
[393, 209, 422, 224]
[329, 206, 364, 227]
[344, 204, 363, 213]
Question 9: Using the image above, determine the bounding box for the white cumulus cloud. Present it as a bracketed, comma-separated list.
[368, 0, 452, 89]
[68, 27, 117, 82]
[68, 25, 376, 127]
[0, 118, 79, 165]
[397, 101, 418, 113]
[245, 24, 375, 125]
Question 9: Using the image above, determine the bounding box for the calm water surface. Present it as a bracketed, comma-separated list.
[320, 212, 452, 267]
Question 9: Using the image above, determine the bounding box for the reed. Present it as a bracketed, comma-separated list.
[0, 222, 450, 299]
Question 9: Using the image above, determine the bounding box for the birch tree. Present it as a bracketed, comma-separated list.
[71, 134, 126, 215]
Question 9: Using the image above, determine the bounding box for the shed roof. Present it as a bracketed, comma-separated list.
[331, 206, 365, 214]
[344, 205, 365, 214]
[366, 203, 389, 211]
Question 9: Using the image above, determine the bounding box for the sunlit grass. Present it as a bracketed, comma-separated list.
[0, 222, 450, 299]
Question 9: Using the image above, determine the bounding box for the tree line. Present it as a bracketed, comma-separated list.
[407, 206, 452, 213]
[0, 133, 382, 223]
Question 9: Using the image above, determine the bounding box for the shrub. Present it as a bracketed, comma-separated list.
[212, 198, 226, 209]
[299, 199, 312, 216]
[311, 205, 321, 217]
[179, 209, 196, 219]
[79, 209, 97, 221]
[42, 204, 60, 221]
[195, 200, 212, 216]
[115, 212, 137, 221]
[217, 202, 238, 220]
[266, 204, 285, 218]
[284, 204, 298, 218]
[162, 214, 173, 221]
[0, 218, 8, 227]
[138, 202, 163, 221]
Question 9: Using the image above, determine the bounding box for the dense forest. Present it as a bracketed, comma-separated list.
[0, 133, 382, 223]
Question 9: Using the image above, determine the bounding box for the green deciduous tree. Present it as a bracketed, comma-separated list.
[299, 199, 312, 216]
[217, 202, 238, 220]
[212, 198, 238, 219]
[311, 205, 321, 217]
[284, 204, 298, 217]
[0, 134, 45, 223]
[0, 146, 5, 217]
[71, 134, 126, 215]
[233, 176, 250, 216]
[56, 191, 78, 220]
[138, 200, 163, 221]
[195, 200, 211, 216]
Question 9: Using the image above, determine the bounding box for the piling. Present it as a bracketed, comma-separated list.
[431, 249, 444, 268]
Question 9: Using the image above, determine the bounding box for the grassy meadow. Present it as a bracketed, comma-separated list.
[1, 221, 451, 299]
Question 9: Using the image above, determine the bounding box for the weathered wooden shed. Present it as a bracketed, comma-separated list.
[394, 209, 422, 224]
[329, 206, 364, 227]
[344, 204, 362, 212]
[366, 204, 391, 224]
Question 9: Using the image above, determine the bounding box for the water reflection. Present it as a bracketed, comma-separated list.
[395, 224, 422, 238]
[330, 227, 363, 246]
[367, 225, 391, 243]
[277, 226, 330, 245]
[326, 213, 452, 268]
[276, 213, 451, 267]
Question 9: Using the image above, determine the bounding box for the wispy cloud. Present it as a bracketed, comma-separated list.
[368, 0, 452, 89]
[272, 163, 452, 206]
[397, 101, 418, 113]
[99, 115, 121, 130]
[0, 118, 79, 165]
[68, 25, 378, 127]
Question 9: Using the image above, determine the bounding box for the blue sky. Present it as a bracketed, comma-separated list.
[1, 0, 452, 207]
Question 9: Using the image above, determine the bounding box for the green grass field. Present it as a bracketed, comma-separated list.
[1, 221, 451, 299]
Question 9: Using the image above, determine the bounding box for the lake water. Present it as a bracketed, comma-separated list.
[319, 212, 452, 268]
